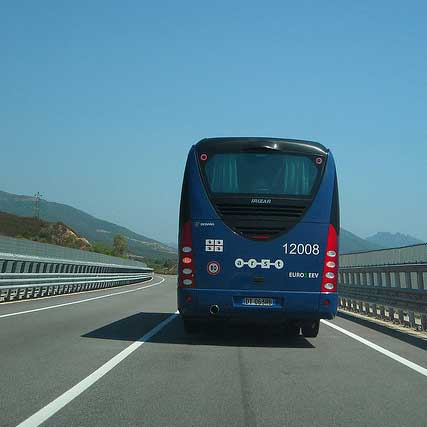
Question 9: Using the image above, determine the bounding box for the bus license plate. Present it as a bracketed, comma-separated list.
[243, 297, 273, 306]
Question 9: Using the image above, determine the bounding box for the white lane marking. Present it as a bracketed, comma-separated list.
[0, 277, 166, 319]
[16, 312, 179, 427]
[321, 320, 427, 377]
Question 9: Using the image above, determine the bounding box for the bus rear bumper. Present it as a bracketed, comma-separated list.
[177, 288, 337, 321]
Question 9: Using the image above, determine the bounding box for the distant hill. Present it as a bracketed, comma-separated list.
[165, 241, 178, 250]
[0, 211, 91, 250]
[1, 189, 421, 258]
[339, 229, 383, 254]
[0, 190, 176, 260]
[366, 232, 424, 249]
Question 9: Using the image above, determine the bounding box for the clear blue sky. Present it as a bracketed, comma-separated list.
[1, 1, 426, 243]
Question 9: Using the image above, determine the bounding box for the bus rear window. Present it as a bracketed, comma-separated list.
[203, 153, 322, 196]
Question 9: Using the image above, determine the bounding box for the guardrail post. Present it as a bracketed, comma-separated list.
[421, 314, 427, 331]
[385, 271, 391, 288]
[351, 299, 357, 311]
[353, 272, 358, 285]
[377, 272, 382, 286]
[1, 260, 8, 273]
[405, 272, 412, 290]
[417, 272, 425, 291]
[408, 311, 416, 329]
[395, 272, 401, 289]
[366, 302, 371, 315]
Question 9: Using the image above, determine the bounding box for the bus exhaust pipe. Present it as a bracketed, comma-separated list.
[210, 305, 219, 315]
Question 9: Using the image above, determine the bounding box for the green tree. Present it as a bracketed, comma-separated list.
[91, 242, 114, 256]
[113, 234, 128, 257]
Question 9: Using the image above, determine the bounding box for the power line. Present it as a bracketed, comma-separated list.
[33, 192, 42, 220]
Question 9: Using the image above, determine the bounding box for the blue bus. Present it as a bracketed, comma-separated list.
[177, 137, 339, 337]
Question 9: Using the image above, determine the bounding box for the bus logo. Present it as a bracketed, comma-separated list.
[250, 198, 271, 204]
[234, 258, 284, 270]
[205, 239, 223, 252]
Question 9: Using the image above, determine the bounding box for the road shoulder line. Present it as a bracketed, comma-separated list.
[0, 277, 166, 319]
[321, 319, 427, 377]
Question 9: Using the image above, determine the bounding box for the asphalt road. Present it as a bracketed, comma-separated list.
[1, 275, 426, 427]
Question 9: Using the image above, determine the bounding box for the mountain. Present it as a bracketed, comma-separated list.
[0, 211, 91, 250]
[165, 241, 178, 250]
[366, 232, 424, 249]
[339, 229, 383, 254]
[0, 190, 176, 260]
[1, 189, 420, 257]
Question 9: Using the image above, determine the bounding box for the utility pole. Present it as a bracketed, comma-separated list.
[33, 192, 42, 220]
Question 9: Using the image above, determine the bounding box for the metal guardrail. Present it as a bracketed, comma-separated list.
[338, 262, 427, 332]
[0, 235, 149, 268]
[0, 274, 152, 303]
[340, 243, 427, 267]
[0, 252, 148, 274]
[0, 237, 154, 303]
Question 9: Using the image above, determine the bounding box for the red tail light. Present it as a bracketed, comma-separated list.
[321, 225, 338, 293]
[179, 221, 195, 288]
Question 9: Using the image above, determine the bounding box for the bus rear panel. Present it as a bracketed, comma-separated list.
[177, 137, 339, 336]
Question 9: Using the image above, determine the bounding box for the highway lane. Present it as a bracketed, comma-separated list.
[1, 275, 426, 427]
[0, 276, 170, 427]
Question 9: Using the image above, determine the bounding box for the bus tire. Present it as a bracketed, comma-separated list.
[182, 317, 200, 334]
[301, 320, 320, 338]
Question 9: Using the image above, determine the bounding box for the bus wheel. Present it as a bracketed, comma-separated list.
[301, 320, 320, 338]
[182, 318, 200, 334]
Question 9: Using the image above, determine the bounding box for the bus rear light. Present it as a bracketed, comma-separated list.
[321, 225, 338, 293]
[179, 221, 196, 288]
[185, 295, 193, 302]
